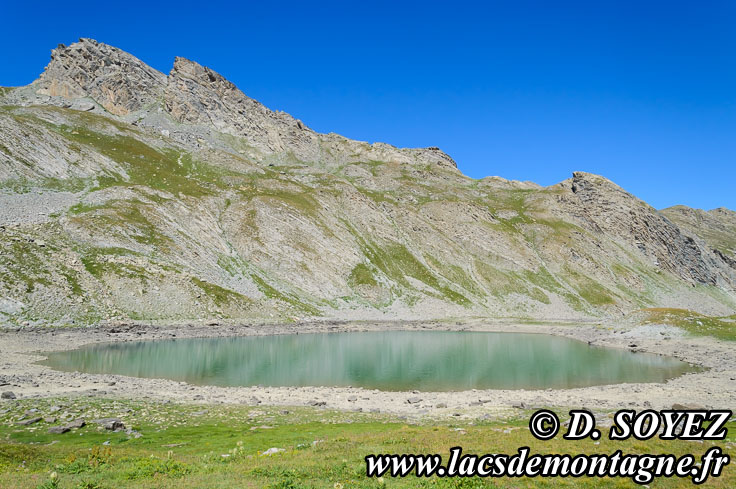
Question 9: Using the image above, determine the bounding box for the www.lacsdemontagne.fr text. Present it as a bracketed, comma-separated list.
[365, 446, 729, 485]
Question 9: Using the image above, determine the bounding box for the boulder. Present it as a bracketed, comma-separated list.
[16, 417, 42, 426]
[48, 418, 85, 434]
[93, 417, 125, 431]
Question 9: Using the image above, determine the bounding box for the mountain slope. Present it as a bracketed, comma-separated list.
[661, 206, 736, 267]
[0, 39, 734, 326]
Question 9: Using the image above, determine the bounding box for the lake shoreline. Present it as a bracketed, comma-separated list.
[1, 319, 734, 416]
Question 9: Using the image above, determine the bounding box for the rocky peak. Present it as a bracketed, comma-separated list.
[570, 171, 640, 205]
[710, 207, 736, 220]
[164, 56, 307, 142]
[564, 171, 734, 286]
[34, 38, 167, 116]
[22, 39, 457, 168]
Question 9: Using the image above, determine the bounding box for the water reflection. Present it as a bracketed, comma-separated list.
[42, 331, 696, 391]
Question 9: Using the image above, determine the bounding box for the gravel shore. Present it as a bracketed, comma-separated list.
[1, 319, 734, 417]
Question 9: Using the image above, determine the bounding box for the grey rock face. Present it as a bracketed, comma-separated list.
[662, 205, 736, 264]
[164, 57, 313, 155]
[566, 172, 735, 287]
[33, 38, 167, 116]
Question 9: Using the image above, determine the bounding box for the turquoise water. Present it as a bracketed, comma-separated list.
[42, 331, 696, 391]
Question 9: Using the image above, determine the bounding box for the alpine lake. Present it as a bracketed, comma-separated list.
[41, 330, 698, 391]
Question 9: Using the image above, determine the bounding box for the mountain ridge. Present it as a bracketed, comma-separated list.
[0, 39, 734, 327]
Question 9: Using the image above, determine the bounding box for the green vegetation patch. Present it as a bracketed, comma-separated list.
[0, 398, 734, 488]
[642, 308, 736, 341]
[474, 262, 551, 305]
[563, 267, 616, 306]
[70, 200, 174, 251]
[191, 277, 250, 307]
[425, 255, 483, 297]
[54, 124, 234, 197]
[0, 235, 53, 294]
[251, 274, 321, 316]
[347, 263, 378, 287]
[0, 177, 89, 194]
[216, 254, 320, 315]
[357, 237, 469, 305]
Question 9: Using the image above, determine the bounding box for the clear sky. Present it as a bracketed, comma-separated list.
[2, 1, 735, 210]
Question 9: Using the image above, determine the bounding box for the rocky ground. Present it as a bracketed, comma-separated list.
[2, 320, 734, 417]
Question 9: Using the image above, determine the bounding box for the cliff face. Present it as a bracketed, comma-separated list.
[0, 39, 734, 326]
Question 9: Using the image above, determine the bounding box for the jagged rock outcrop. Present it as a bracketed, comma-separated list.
[161, 55, 457, 168]
[164, 56, 316, 156]
[0, 40, 734, 326]
[561, 172, 734, 286]
[7, 39, 456, 170]
[662, 206, 736, 265]
[33, 39, 167, 116]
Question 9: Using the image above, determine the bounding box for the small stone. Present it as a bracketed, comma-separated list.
[74, 101, 95, 111]
[1, 391, 16, 400]
[435, 403, 447, 409]
[407, 397, 422, 404]
[347, 395, 358, 402]
[126, 428, 142, 438]
[671, 403, 706, 411]
[48, 425, 70, 434]
[261, 447, 285, 456]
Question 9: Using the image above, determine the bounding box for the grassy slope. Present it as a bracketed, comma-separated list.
[1, 398, 734, 488]
[641, 308, 736, 341]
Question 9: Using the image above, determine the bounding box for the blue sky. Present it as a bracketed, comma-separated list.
[2, 1, 735, 210]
